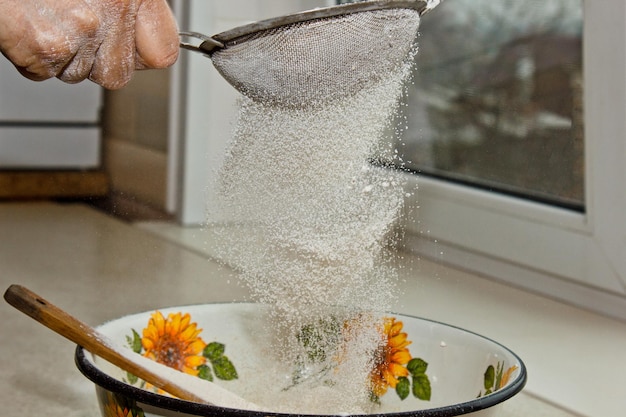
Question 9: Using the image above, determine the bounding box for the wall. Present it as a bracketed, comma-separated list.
[101, 68, 171, 216]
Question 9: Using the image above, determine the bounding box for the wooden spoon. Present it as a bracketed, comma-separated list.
[3, 284, 259, 411]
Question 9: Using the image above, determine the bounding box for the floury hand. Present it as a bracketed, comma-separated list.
[0, 0, 179, 89]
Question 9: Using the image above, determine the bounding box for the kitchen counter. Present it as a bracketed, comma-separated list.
[2, 202, 624, 416]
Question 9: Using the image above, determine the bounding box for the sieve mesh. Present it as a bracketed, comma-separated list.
[210, 8, 421, 108]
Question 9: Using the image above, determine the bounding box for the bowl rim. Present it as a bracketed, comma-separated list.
[75, 302, 527, 417]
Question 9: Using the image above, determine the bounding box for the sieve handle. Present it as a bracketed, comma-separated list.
[179, 31, 224, 55]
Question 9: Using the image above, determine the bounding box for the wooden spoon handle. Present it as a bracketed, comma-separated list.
[3, 284, 208, 404]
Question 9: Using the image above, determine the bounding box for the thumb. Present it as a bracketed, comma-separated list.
[135, 0, 179, 69]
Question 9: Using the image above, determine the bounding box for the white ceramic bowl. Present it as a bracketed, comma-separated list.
[76, 303, 526, 417]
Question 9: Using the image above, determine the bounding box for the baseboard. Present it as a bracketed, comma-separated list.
[0, 170, 109, 199]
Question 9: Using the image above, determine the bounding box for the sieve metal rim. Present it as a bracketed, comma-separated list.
[181, 0, 430, 56]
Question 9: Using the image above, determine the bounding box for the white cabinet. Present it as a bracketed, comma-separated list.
[0, 58, 102, 169]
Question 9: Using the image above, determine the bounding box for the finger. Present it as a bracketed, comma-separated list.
[15, 64, 54, 82]
[57, 43, 98, 84]
[57, 9, 101, 83]
[88, 6, 136, 89]
[6, 22, 74, 81]
[135, 0, 179, 69]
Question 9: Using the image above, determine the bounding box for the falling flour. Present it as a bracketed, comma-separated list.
[206, 19, 420, 415]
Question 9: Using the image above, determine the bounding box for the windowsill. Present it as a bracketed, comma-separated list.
[138, 220, 626, 417]
[393, 252, 625, 417]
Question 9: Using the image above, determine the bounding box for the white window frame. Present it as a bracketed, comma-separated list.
[401, 0, 626, 321]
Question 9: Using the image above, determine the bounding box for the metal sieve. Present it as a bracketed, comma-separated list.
[180, 0, 438, 108]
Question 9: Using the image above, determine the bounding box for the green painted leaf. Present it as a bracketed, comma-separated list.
[113, 392, 145, 417]
[296, 317, 341, 363]
[396, 377, 410, 400]
[484, 365, 495, 390]
[407, 358, 428, 376]
[203, 342, 225, 361]
[412, 374, 432, 401]
[197, 364, 214, 381]
[126, 371, 138, 384]
[369, 391, 381, 405]
[126, 329, 143, 353]
[494, 362, 504, 391]
[212, 356, 238, 380]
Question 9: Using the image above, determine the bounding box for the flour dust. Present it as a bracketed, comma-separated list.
[205, 32, 418, 415]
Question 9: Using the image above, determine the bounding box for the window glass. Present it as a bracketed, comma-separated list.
[395, 0, 584, 210]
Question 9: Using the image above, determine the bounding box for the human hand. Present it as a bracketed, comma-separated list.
[0, 0, 179, 89]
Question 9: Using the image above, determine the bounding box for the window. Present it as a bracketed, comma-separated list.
[398, 0, 584, 210]
[397, 0, 626, 320]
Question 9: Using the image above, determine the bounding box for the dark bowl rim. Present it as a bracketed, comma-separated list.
[75, 302, 527, 417]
